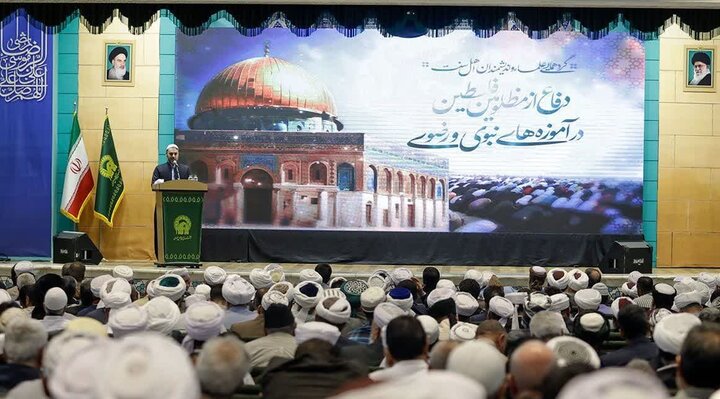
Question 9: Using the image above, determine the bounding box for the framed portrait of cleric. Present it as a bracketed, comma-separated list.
[103, 41, 134, 86]
[685, 45, 715, 92]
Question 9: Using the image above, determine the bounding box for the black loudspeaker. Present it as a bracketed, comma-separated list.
[600, 241, 652, 274]
[53, 231, 103, 265]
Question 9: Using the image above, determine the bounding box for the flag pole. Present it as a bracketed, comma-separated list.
[73, 101, 78, 232]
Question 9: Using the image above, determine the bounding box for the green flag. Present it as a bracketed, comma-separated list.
[93, 117, 125, 227]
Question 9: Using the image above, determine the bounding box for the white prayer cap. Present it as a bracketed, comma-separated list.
[323, 288, 347, 300]
[42, 331, 104, 379]
[531, 266, 547, 275]
[549, 293, 570, 312]
[185, 301, 224, 341]
[49, 340, 112, 399]
[299, 269, 323, 284]
[464, 269, 482, 284]
[90, 274, 113, 297]
[293, 281, 323, 309]
[262, 290, 289, 310]
[653, 313, 701, 355]
[386, 287, 413, 311]
[547, 268, 570, 289]
[13, 260, 35, 275]
[329, 370, 487, 399]
[621, 281, 638, 298]
[568, 271, 589, 291]
[184, 294, 207, 307]
[315, 297, 351, 325]
[450, 322, 478, 342]
[611, 297, 636, 319]
[373, 302, 406, 329]
[546, 336, 600, 369]
[697, 272, 717, 291]
[436, 279, 456, 291]
[674, 291, 703, 310]
[269, 281, 295, 302]
[360, 286, 385, 311]
[194, 283, 211, 300]
[574, 289, 602, 311]
[389, 268, 413, 285]
[295, 321, 341, 345]
[447, 340, 507, 395]
[144, 296, 181, 335]
[154, 274, 187, 302]
[264, 263, 285, 283]
[427, 287, 455, 308]
[455, 292, 479, 316]
[222, 274, 255, 306]
[488, 296, 514, 318]
[112, 265, 134, 281]
[557, 368, 669, 399]
[579, 313, 605, 333]
[655, 283, 676, 296]
[249, 268, 274, 289]
[417, 315, 440, 345]
[367, 274, 389, 290]
[628, 271, 643, 284]
[109, 305, 148, 338]
[45, 287, 68, 311]
[170, 267, 190, 278]
[591, 283, 609, 297]
[0, 289, 12, 304]
[94, 333, 200, 399]
[203, 266, 227, 285]
[166, 143, 179, 151]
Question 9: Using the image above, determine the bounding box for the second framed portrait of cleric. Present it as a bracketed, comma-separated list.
[685, 45, 715, 92]
[103, 41, 134, 86]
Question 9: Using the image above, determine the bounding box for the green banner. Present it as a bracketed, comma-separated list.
[94, 117, 125, 227]
[162, 191, 203, 263]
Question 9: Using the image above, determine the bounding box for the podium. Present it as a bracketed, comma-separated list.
[153, 180, 208, 268]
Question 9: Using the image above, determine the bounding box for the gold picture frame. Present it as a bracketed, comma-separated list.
[103, 40, 135, 86]
[684, 45, 715, 92]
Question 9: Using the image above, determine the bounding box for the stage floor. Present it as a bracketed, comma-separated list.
[0, 261, 714, 287]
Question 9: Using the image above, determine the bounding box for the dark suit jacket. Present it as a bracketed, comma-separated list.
[151, 162, 190, 185]
[690, 73, 712, 86]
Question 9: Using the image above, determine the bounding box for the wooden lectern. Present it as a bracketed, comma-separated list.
[152, 180, 208, 268]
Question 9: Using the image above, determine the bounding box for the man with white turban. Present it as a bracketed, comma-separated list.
[611, 296, 636, 319]
[574, 289, 602, 313]
[291, 281, 323, 325]
[529, 266, 547, 292]
[314, 296, 356, 348]
[299, 269, 323, 284]
[112, 265, 134, 282]
[628, 271, 643, 284]
[450, 322, 478, 342]
[183, 301, 225, 354]
[455, 292, 479, 321]
[546, 268, 570, 290]
[77, 274, 113, 317]
[48, 340, 110, 398]
[108, 305, 148, 338]
[567, 270, 589, 292]
[330, 370, 486, 399]
[194, 284, 211, 300]
[144, 296, 181, 335]
[389, 268, 413, 286]
[653, 313, 702, 390]
[264, 263, 285, 283]
[153, 274, 187, 303]
[674, 291, 704, 314]
[546, 335, 601, 369]
[557, 368, 669, 399]
[203, 266, 227, 286]
[447, 340, 507, 396]
[487, 296, 515, 329]
[386, 287, 414, 313]
[222, 275, 256, 329]
[269, 281, 295, 302]
[416, 315, 440, 346]
[295, 321, 341, 346]
[620, 281, 639, 298]
[249, 268, 274, 290]
[86, 278, 132, 324]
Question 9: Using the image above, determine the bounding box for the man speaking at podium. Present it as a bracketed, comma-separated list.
[152, 144, 190, 185]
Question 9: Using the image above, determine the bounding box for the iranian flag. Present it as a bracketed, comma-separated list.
[60, 112, 94, 222]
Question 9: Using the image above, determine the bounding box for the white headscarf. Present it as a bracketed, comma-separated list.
[222, 274, 255, 306]
[144, 296, 181, 335]
[203, 266, 227, 285]
[249, 268, 274, 289]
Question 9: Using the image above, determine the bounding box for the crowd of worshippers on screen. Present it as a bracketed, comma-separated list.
[0, 261, 719, 399]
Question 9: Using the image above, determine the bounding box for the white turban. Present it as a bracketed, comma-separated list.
[653, 313, 701, 355]
[293, 281, 324, 309]
[547, 269, 569, 290]
[144, 296, 181, 335]
[90, 275, 113, 298]
[100, 278, 132, 309]
[690, 280, 711, 305]
[170, 267, 190, 278]
[194, 284, 211, 300]
[450, 322, 478, 342]
[367, 274, 389, 290]
[361, 287, 385, 311]
[650, 308, 673, 327]
[417, 315, 440, 345]
[674, 291, 703, 310]
[628, 271, 643, 284]
[94, 333, 200, 399]
[14, 261, 35, 275]
[264, 263, 286, 283]
[43, 331, 105, 379]
[454, 292, 479, 317]
[549, 293, 570, 312]
[112, 265, 134, 281]
[697, 272, 717, 291]
[108, 305, 148, 338]
[328, 277, 347, 288]
[184, 301, 224, 341]
[203, 266, 226, 285]
[488, 296, 514, 319]
[479, 271, 496, 289]
[262, 290, 289, 310]
[655, 283, 675, 296]
[436, 279, 456, 291]
[295, 321, 341, 345]
[427, 288, 455, 308]
[373, 302, 406, 329]
[249, 268, 274, 289]
[49, 341, 112, 399]
[574, 289, 601, 310]
[546, 336, 601, 369]
[591, 283, 609, 297]
[386, 288, 413, 311]
[447, 340, 507, 395]
[316, 297, 351, 325]
[506, 292, 527, 306]
[269, 281, 295, 302]
[184, 294, 207, 308]
[389, 268, 413, 285]
[620, 282, 638, 298]
[222, 274, 255, 306]
[464, 270, 482, 285]
[556, 368, 669, 399]
[153, 274, 187, 302]
[568, 270, 589, 291]
[578, 313, 605, 333]
[299, 269, 323, 284]
[330, 370, 487, 399]
[611, 297, 636, 319]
